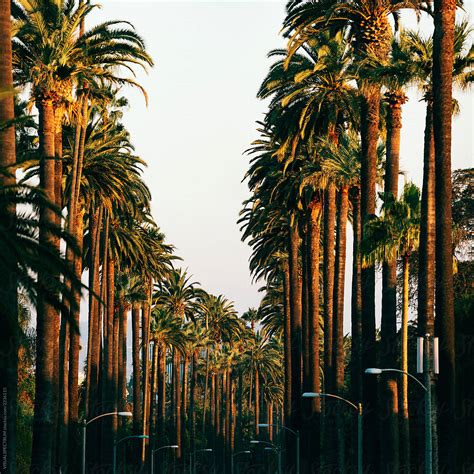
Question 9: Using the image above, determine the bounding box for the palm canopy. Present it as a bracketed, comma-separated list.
[361, 182, 420, 266]
[12, 0, 153, 104]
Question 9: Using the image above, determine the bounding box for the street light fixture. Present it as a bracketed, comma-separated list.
[257, 423, 300, 474]
[113, 435, 149, 474]
[231, 450, 251, 474]
[191, 448, 213, 474]
[250, 440, 281, 474]
[82, 411, 132, 474]
[302, 392, 363, 474]
[365, 364, 432, 474]
[151, 445, 179, 474]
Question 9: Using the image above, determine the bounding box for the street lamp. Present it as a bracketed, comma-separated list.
[365, 364, 432, 474]
[251, 440, 281, 474]
[113, 434, 149, 474]
[151, 445, 178, 474]
[191, 448, 213, 474]
[258, 423, 300, 474]
[82, 411, 132, 474]
[302, 392, 363, 474]
[231, 450, 251, 474]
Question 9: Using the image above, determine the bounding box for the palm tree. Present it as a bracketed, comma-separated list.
[362, 183, 420, 471]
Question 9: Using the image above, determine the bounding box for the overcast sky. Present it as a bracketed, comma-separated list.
[79, 1, 473, 365]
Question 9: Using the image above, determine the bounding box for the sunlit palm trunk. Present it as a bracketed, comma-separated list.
[157, 344, 166, 447]
[360, 83, 380, 473]
[86, 204, 103, 420]
[118, 302, 128, 430]
[432, 2, 457, 468]
[289, 224, 302, 440]
[31, 97, 56, 472]
[173, 349, 182, 460]
[307, 198, 322, 470]
[182, 353, 189, 462]
[322, 182, 336, 469]
[350, 187, 362, 406]
[68, 205, 84, 470]
[381, 95, 404, 473]
[418, 99, 438, 472]
[51, 111, 63, 471]
[283, 259, 292, 428]
[333, 186, 348, 473]
[401, 254, 410, 471]
[142, 293, 151, 463]
[0, 1, 18, 468]
[190, 349, 198, 454]
[132, 304, 143, 442]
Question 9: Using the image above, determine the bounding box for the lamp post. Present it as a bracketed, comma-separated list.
[231, 450, 251, 474]
[191, 448, 213, 474]
[302, 392, 363, 474]
[82, 411, 132, 474]
[113, 434, 149, 474]
[258, 423, 300, 474]
[365, 353, 434, 474]
[251, 440, 281, 474]
[151, 445, 178, 474]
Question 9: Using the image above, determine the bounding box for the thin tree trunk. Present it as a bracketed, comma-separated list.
[173, 350, 182, 460]
[418, 99, 438, 473]
[142, 292, 151, 463]
[0, 2, 18, 468]
[283, 260, 292, 428]
[190, 349, 198, 455]
[350, 187, 363, 406]
[150, 340, 159, 446]
[68, 206, 84, 472]
[31, 98, 56, 472]
[360, 84, 380, 473]
[202, 346, 210, 435]
[432, 2, 457, 467]
[182, 353, 189, 462]
[401, 255, 410, 471]
[307, 198, 322, 471]
[132, 304, 143, 436]
[119, 303, 128, 425]
[157, 344, 166, 445]
[86, 205, 102, 419]
[381, 95, 404, 473]
[333, 187, 349, 473]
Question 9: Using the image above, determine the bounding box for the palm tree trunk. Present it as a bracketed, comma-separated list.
[103, 256, 115, 468]
[323, 183, 336, 391]
[0, 2, 18, 469]
[142, 292, 152, 463]
[182, 353, 189, 462]
[283, 260, 292, 427]
[68, 206, 84, 471]
[31, 97, 56, 472]
[86, 205, 103, 419]
[360, 84, 381, 472]
[255, 368, 260, 434]
[173, 350, 182, 460]
[432, 2, 457, 467]
[202, 346, 210, 435]
[333, 186, 349, 473]
[418, 98, 438, 472]
[307, 197, 322, 471]
[150, 339, 158, 445]
[51, 112, 63, 471]
[132, 304, 143, 437]
[401, 254, 410, 471]
[289, 224, 302, 437]
[301, 222, 310, 393]
[190, 349, 198, 454]
[112, 300, 120, 438]
[157, 344, 166, 444]
[380, 96, 404, 472]
[350, 187, 363, 406]
[119, 302, 128, 427]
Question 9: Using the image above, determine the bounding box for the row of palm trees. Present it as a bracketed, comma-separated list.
[240, 1, 471, 473]
[1, 2, 287, 472]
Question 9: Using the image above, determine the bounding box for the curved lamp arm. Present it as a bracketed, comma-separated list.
[258, 423, 298, 437]
[366, 368, 427, 392]
[303, 392, 359, 412]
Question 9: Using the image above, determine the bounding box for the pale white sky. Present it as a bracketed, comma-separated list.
[80, 0, 473, 361]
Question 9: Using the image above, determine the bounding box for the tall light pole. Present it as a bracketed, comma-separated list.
[231, 450, 251, 474]
[365, 335, 437, 474]
[258, 423, 300, 474]
[302, 392, 363, 474]
[82, 411, 132, 474]
[251, 440, 281, 474]
[113, 435, 149, 474]
[151, 445, 178, 474]
[191, 448, 213, 474]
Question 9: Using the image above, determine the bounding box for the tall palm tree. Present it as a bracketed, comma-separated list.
[362, 183, 420, 471]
